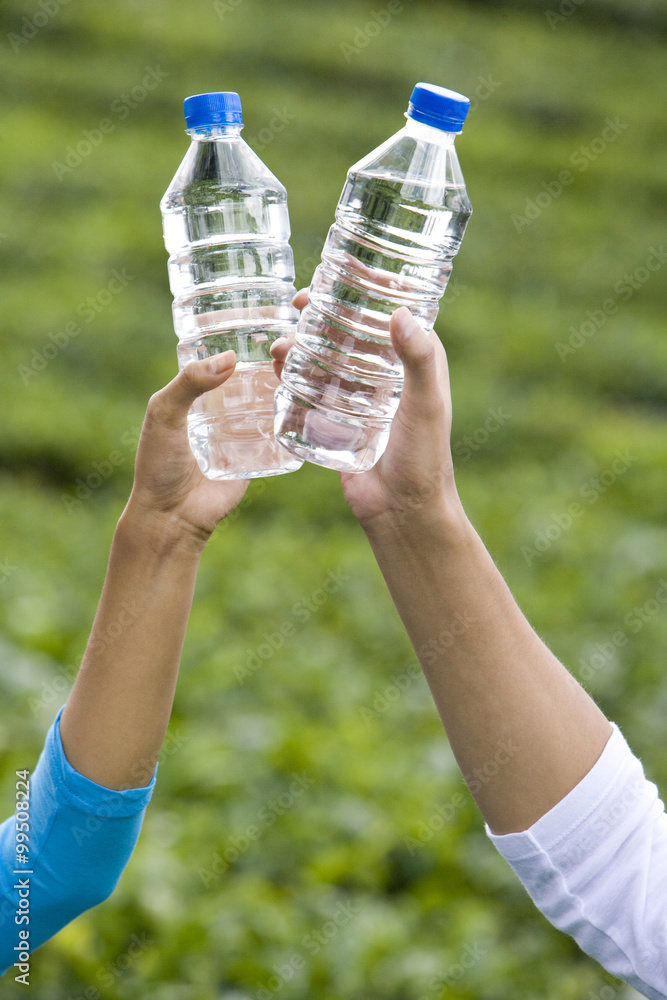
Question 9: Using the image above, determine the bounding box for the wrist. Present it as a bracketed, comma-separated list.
[360, 490, 471, 551]
[116, 496, 211, 561]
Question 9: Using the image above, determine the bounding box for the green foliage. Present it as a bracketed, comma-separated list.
[0, 0, 664, 996]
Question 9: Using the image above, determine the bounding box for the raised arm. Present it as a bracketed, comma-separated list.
[0, 352, 249, 973]
[273, 298, 611, 835]
[59, 350, 246, 791]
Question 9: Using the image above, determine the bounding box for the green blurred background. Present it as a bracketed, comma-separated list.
[1, 0, 666, 996]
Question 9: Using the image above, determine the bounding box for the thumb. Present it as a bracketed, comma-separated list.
[147, 351, 237, 429]
[390, 308, 445, 420]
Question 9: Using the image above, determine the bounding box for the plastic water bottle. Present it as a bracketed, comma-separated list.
[160, 91, 302, 480]
[274, 83, 472, 474]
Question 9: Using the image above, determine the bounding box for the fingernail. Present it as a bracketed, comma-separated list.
[209, 350, 235, 373]
[270, 337, 287, 354]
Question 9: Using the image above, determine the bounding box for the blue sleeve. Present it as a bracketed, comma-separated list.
[0, 705, 157, 976]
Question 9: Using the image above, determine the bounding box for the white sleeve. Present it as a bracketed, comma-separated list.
[486, 724, 667, 1000]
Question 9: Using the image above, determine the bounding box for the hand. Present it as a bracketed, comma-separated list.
[124, 352, 249, 549]
[271, 291, 464, 538]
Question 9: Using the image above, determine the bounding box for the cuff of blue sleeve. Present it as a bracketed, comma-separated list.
[48, 704, 158, 817]
[486, 723, 626, 861]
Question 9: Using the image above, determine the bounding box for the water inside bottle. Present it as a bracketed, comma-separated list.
[187, 360, 301, 480]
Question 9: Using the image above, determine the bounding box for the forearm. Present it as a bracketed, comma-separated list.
[364, 504, 612, 834]
[59, 502, 204, 790]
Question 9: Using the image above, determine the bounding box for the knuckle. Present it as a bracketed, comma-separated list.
[145, 384, 177, 428]
[180, 360, 199, 388]
[145, 388, 166, 421]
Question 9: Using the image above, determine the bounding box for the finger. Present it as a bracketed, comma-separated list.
[272, 355, 286, 382]
[270, 334, 296, 381]
[269, 335, 294, 362]
[147, 351, 237, 430]
[292, 287, 309, 311]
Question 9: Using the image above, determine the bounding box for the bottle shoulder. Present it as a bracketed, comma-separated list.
[161, 137, 287, 209]
[347, 127, 469, 204]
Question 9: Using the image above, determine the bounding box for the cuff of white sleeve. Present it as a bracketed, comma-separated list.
[486, 723, 627, 861]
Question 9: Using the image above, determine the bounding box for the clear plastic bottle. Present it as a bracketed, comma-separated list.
[274, 82, 472, 474]
[160, 91, 303, 480]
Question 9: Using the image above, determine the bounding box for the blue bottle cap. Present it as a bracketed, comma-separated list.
[184, 92, 243, 129]
[406, 83, 470, 132]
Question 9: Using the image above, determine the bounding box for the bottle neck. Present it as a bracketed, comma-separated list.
[187, 125, 244, 141]
[404, 116, 458, 145]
